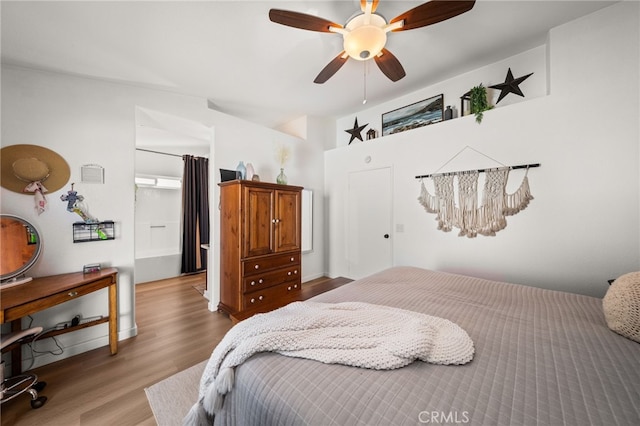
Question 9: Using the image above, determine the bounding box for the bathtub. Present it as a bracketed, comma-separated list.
[135, 250, 182, 284]
[135, 221, 182, 284]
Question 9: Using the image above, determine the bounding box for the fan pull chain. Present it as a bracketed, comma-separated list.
[363, 61, 368, 104]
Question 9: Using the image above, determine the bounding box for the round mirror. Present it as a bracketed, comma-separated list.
[1, 214, 42, 283]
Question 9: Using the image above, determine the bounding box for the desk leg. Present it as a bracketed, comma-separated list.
[108, 282, 118, 355]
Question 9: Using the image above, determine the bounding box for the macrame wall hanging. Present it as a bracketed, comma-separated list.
[416, 146, 540, 238]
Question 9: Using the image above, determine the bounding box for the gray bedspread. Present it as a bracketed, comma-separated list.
[212, 266, 640, 425]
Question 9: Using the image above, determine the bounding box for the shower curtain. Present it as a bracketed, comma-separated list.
[181, 155, 209, 274]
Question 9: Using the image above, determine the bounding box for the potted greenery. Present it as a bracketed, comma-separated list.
[469, 84, 493, 124]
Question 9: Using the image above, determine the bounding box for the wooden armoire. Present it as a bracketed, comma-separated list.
[218, 180, 302, 322]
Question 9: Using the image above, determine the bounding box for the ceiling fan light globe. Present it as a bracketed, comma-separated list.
[343, 25, 386, 61]
[343, 13, 387, 61]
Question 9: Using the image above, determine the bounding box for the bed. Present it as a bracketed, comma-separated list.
[191, 266, 640, 425]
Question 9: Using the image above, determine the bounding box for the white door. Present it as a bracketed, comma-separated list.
[347, 167, 393, 279]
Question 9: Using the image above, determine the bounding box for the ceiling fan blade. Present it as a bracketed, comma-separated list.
[390, 0, 476, 32]
[360, 0, 380, 13]
[314, 52, 349, 84]
[374, 48, 406, 82]
[269, 9, 342, 33]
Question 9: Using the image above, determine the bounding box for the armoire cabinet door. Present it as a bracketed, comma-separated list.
[243, 186, 274, 258]
[274, 190, 301, 253]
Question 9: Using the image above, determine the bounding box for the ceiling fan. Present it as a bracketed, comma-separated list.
[269, 0, 476, 84]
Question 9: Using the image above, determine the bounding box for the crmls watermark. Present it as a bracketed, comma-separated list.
[418, 410, 470, 424]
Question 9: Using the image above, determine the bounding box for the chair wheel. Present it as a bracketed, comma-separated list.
[30, 396, 47, 409]
[33, 381, 47, 392]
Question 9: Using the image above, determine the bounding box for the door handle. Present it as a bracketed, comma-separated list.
[384, 234, 389, 239]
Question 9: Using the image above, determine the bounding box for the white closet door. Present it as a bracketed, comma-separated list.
[347, 167, 393, 279]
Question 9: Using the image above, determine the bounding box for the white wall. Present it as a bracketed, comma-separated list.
[1, 66, 326, 367]
[278, 115, 335, 280]
[326, 2, 639, 298]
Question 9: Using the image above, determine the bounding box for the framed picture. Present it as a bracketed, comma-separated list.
[381, 94, 444, 136]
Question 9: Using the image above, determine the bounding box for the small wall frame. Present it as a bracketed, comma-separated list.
[81, 164, 105, 184]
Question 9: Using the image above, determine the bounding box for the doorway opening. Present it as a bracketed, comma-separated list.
[134, 107, 212, 294]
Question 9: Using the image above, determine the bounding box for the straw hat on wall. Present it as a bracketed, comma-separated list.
[1, 144, 70, 193]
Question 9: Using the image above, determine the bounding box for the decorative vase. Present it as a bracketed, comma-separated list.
[236, 161, 246, 180]
[444, 105, 453, 120]
[276, 168, 287, 185]
[245, 163, 255, 180]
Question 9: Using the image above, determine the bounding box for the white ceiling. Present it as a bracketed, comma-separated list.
[1, 1, 617, 129]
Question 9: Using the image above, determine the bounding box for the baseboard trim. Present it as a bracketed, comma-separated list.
[24, 325, 138, 370]
[302, 272, 325, 283]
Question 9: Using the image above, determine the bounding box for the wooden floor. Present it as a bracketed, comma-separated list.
[1, 274, 351, 425]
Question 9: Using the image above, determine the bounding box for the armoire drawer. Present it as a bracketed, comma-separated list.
[242, 252, 300, 276]
[242, 281, 301, 310]
[242, 266, 300, 293]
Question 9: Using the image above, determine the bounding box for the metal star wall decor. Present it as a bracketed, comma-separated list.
[489, 68, 534, 104]
[345, 117, 368, 144]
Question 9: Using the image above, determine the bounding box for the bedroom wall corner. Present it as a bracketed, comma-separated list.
[324, 2, 639, 297]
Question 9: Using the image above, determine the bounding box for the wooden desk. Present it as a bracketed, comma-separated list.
[1, 268, 118, 371]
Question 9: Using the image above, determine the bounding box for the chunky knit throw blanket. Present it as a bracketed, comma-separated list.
[183, 301, 474, 425]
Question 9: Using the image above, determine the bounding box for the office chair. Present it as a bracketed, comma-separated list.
[1, 327, 47, 409]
